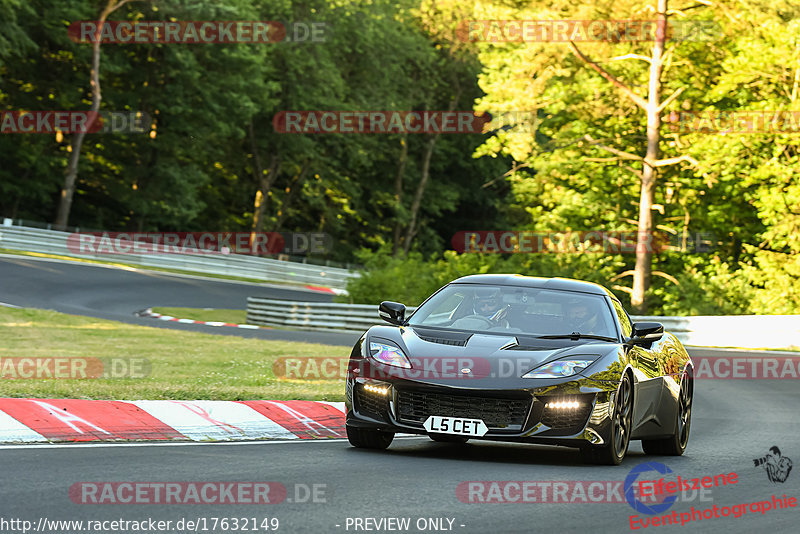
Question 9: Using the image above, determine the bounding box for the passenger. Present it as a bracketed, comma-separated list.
[564, 299, 599, 333]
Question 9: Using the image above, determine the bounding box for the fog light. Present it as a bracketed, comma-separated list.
[546, 399, 581, 409]
[364, 383, 390, 395]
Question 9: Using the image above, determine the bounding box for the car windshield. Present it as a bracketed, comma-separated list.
[407, 284, 618, 339]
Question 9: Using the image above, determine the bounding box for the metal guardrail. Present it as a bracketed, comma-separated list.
[246, 298, 417, 333]
[246, 298, 800, 349]
[0, 222, 357, 290]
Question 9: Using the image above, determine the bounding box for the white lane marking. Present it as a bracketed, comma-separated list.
[0, 410, 48, 442]
[0, 301, 22, 308]
[132, 400, 297, 441]
[0, 435, 426, 450]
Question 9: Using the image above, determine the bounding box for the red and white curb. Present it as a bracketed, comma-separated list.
[0, 398, 346, 443]
[137, 308, 267, 330]
[303, 285, 348, 296]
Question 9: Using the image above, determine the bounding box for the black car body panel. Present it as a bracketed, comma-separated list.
[345, 275, 693, 452]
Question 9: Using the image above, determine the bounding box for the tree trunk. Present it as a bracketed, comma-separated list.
[631, 0, 668, 314]
[402, 134, 437, 254]
[54, 0, 132, 229]
[274, 160, 311, 231]
[249, 120, 281, 251]
[391, 133, 408, 256]
[400, 84, 460, 254]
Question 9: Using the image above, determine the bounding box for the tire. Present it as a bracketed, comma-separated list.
[429, 434, 469, 444]
[582, 372, 633, 465]
[642, 370, 692, 456]
[346, 425, 394, 449]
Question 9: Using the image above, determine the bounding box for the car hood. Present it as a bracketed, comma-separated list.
[365, 325, 619, 389]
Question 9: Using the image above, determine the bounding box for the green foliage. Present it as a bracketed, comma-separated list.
[2, 0, 800, 315]
[338, 248, 441, 306]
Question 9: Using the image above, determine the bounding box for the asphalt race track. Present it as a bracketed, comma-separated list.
[0, 255, 359, 346]
[1, 255, 799, 533]
[1, 375, 799, 534]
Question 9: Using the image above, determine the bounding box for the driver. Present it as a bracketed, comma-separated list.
[473, 287, 502, 318]
[564, 298, 599, 333]
[471, 287, 509, 327]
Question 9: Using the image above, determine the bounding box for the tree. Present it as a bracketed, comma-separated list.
[55, 0, 139, 228]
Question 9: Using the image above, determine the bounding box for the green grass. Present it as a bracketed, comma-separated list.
[151, 307, 248, 324]
[0, 307, 347, 401]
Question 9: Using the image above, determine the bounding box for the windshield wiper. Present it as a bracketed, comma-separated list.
[537, 332, 617, 342]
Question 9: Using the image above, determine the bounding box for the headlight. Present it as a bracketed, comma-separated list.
[369, 341, 412, 369]
[522, 358, 596, 379]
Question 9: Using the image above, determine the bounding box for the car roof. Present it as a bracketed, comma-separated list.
[450, 274, 613, 297]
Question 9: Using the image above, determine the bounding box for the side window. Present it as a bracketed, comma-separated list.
[612, 299, 633, 337]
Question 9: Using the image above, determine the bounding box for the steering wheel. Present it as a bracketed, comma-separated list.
[458, 314, 496, 327]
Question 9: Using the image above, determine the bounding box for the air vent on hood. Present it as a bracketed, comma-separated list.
[417, 335, 468, 347]
[502, 343, 554, 351]
[412, 328, 472, 347]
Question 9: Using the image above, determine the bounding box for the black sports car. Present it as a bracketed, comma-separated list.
[344, 274, 693, 465]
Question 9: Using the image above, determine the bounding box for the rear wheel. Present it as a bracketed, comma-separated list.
[429, 434, 469, 444]
[346, 425, 394, 449]
[582, 373, 633, 465]
[642, 370, 692, 456]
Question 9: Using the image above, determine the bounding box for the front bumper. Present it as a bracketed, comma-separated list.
[345, 374, 617, 448]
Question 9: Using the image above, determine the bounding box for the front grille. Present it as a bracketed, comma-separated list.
[396, 390, 531, 430]
[540, 400, 593, 430]
[355, 385, 389, 416]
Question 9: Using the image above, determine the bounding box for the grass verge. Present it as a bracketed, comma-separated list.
[0, 307, 346, 401]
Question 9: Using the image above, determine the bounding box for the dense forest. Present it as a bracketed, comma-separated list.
[1, 0, 798, 315]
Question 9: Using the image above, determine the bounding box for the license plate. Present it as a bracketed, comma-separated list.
[423, 415, 488, 437]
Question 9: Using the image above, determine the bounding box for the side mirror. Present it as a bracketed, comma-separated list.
[630, 322, 664, 343]
[379, 301, 407, 326]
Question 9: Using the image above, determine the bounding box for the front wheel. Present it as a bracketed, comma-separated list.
[346, 425, 394, 449]
[582, 373, 633, 466]
[642, 370, 692, 456]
